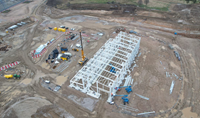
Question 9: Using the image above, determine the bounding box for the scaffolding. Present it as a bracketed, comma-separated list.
[69, 32, 141, 103]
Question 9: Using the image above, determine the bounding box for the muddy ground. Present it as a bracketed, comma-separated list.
[0, 0, 200, 118]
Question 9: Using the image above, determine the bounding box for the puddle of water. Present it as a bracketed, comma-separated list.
[55, 76, 68, 86]
[182, 107, 200, 118]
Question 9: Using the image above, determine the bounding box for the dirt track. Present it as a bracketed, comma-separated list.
[0, 0, 200, 118]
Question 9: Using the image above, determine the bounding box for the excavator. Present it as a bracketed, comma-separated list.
[78, 31, 88, 66]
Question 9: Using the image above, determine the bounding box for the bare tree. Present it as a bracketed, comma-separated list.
[192, 0, 197, 3]
[67, 2, 70, 7]
[144, 0, 149, 6]
[185, 0, 197, 4]
[186, 0, 190, 3]
[138, 0, 143, 5]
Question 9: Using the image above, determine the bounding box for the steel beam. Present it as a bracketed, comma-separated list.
[69, 31, 141, 101]
[84, 62, 118, 77]
[80, 70, 114, 83]
[89, 57, 122, 70]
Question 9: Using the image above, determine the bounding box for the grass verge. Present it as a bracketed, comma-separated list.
[23, 1, 33, 3]
[138, 4, 169, 11]
[1, 10, 11, 13]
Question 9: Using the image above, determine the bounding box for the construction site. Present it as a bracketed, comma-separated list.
[0, 0, 200, 118]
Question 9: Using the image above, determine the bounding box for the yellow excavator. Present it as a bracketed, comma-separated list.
[78, 31, 88, 66]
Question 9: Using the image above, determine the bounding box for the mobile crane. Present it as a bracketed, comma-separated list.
[78, 31, 88, 66]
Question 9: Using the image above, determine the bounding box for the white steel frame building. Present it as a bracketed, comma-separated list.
[69, 32, 141, 103]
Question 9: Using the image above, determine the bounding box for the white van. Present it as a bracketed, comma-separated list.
[64, 52, 72, 57]
[45, 80, 50, 84]
[76, 44, 82, 48]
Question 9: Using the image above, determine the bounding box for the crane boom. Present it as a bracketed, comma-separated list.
[80, 31, 85, 61]
[78, 31, 88, 66]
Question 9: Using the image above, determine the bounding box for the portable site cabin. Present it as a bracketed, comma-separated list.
[57, 54, 63, 60]
[61, 47, 68, 53]
[35, 44, 47, 55]
[64, 52, 72, 57]
[50, 38, 55, 43]
[7, 25, 18, 30]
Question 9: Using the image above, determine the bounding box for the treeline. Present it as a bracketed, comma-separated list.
[137, 0, 198, 5]
[138, 0, 149, 5]
[185, 0, 198, 3]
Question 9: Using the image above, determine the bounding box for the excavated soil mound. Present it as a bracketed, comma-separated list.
[172, 4, 191, 11]
[46, 0, 136, 12]
[70, 4, 120, 10]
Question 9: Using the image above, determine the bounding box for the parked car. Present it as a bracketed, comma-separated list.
[45, 80, 50, 84]
[60, 26, 65, 28]
[17, 23, 22, 26]
[97, 32, 103, 36]
[174, 51, 181, 61]
[76, 44, 82, 48]
[54, 85, 61, 91]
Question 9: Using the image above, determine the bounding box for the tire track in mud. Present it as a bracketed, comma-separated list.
[171, 38, 200, 117]
[34, 83, 92, 118]
[178, 44, 190, 110]
[156, 39, 190, 118]
[15, 2, 95, 118]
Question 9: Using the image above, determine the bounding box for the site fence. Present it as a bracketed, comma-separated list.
[0, 0, 26, 12]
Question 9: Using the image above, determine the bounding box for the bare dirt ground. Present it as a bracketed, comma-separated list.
[0, 0, 200, 118]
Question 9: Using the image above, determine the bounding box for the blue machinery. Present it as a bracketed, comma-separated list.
[110, 86, 132, 105]
[113, 95, 129, 105]
[109, 63, 116, 73]
[115, 86, 133, 93]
